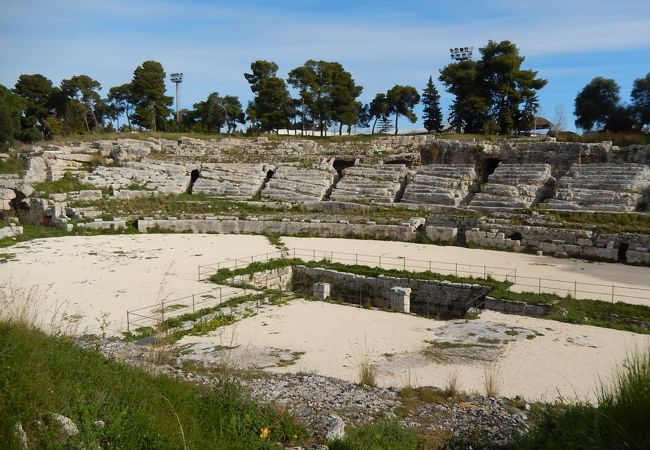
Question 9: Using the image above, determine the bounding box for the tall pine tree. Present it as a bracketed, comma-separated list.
[422, 76, 443, 133]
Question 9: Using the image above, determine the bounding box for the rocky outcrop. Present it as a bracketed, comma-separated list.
[262, 165, 338, 202]
[543, 163, 650, 212]
[83, 161, 192, 193]
[192, 163, 271, 199]
[329, 164, 410, 203]
[470, 164, 554, 209]
[401, 164, 477, 206]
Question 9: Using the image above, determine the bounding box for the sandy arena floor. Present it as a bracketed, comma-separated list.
[1, 234, 649, 401]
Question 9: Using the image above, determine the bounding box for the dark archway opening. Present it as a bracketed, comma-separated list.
[186, 169, 201, 194]
[508, 232, 523, 241]
[480, 158, 501, 183]
[333, 158, 355, 179]
[618, 243, 629, 263]
[266, 169, 275, 181]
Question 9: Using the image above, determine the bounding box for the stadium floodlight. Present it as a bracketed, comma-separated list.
[450, 46, 473, 62]
[170, 73, 183, 123]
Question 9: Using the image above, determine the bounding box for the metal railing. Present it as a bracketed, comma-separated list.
[198, 247, 650, 305]
[198, 247, 517, 282]
[125, 287, 251, 335]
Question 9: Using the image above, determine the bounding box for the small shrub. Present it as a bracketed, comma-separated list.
[483, 362, 501, 397]
[358, 358, 377, 387]
[444, 368, 461, 397]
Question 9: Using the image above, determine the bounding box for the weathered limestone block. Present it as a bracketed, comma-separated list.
[330, 164, 409, 203]
[193, 163, 270, 199]
[627, 250, 650, 265]
[0, 224, 23, 239]
[23, 157, 48, 183]
[390, 287, 411, 313]
[401, 164, 477, 206]
[0, 188, 16, 210]
[470, 163, 554, 210]
[544, 163, 650, 212]
[262, 165, 337, 202]
[426, 226, 457, 242]
[77, 190, 103, 201]
[313, 282, 331, 300]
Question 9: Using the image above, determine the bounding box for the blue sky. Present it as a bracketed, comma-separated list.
[2, 0, 649, 131]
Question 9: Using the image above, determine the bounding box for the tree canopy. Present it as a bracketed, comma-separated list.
[386, 85, 420, 135]
[440, 40, 547, 134]
[631, 73, 650, 131]
[288, 60, 362, 135]
[245, 61, 292, 132]
[130, 61, 173, 131]
[0, 85, 25, 150]
[574, 77, 621, 131]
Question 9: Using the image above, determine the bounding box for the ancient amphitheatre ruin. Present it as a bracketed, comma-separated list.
[1, 133, 650, 441]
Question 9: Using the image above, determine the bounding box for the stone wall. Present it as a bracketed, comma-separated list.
[484, 297, 551, 317]
[465, 225, 650, 263]
[291, 265, 490, 318]
[136, 218, 418, 241]
[225, 266, 293, 291]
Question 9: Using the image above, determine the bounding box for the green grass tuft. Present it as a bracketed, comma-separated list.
[512, 348, 650, 449]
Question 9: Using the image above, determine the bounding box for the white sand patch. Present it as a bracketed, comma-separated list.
[179, 299, 650, 402]
[0, 234, 275, 334]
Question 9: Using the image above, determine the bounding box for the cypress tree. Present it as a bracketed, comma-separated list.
[422, 76, 443, 133]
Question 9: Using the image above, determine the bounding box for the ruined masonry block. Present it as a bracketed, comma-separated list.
[313, 282, 331, 301]
[390, 287, 411, 313]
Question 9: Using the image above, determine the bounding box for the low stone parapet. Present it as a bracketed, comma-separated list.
[136, 218, 418, 241]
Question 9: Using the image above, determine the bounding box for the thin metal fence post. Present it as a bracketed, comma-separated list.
[538, 278, 541, 293]
[126, 311, 130, 333]
[403, 258, 406, 270]
[514, 268, 517, 284]
[192, 294, 195, 314]
[483, 265, 487, 279]
[455, 263, 458, 277]
[574, 281, 577, 299]
[356, 253, 358, 265]
[612, 285, 615, 303]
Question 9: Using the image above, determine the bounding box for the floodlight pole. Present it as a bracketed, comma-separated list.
[170, 73, 184, 124]
[450, 46, 474, 62]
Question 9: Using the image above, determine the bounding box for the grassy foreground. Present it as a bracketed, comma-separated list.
[0, 321, 306, 449]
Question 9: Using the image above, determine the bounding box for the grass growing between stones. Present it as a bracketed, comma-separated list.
[329, 418, 426, 450]
[0, 321, 307, 449]
[34, 171, 100, 196]
[511, 348, 650, 450]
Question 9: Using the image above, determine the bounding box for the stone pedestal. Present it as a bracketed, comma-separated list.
[390, 287, 411, 313]
[313, 282, 331, 301]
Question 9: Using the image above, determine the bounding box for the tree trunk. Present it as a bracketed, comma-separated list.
[339, 122, 343, 135]
[394, 113, 399, 135]
[82, 105, 90, 133]
[372, 117, 377, 134]
[301, 97, 305, 136]
[347, 124, 351, 135]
